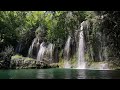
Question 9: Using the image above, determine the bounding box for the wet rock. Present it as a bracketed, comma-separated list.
[10, 55, 59, 69]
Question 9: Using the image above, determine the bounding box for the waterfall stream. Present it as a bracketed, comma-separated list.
[37, 42, 46, 61]
[27, 20, 110, 70]
[64, 36, 71, 68]
[47, 43, 54, 63]
[77, 21, 86, 69]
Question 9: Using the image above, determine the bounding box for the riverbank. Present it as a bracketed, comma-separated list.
[0, 55, 59, 69]
[0, 55, 120, 70]
[58, 59, 120, 70]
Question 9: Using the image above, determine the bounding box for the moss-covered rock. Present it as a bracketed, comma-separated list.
[85, 61, 120, 70]
[50, 63, 59, 68]
[11, 54, 24, 60]
[58, 59, 64, 68]
[10, 54, 59, 69]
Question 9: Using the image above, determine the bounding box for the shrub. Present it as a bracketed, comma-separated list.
[0, 46, 14, 69]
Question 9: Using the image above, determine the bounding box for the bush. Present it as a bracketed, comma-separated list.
[0, 46, 14, 69]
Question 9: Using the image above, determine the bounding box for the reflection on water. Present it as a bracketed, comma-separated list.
[77, 69, 86, 79]
[0, 69, 120, 79]
[37, 69, 54, 79]
[37, 69, 45, 79]
[64, 69, 72, 79]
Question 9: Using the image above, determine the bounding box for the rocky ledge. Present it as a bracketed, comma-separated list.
[10, 55, 59, 69]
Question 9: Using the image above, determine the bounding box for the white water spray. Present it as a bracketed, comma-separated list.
[37, 42, 46, 61]
[64, 36, 71, 68]
[28, 38, 39, 57]
[47, 43, 54, 63]
[77, 21, 86, 69]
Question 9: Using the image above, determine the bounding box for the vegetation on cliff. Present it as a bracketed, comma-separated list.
[0, 11, 120, 69]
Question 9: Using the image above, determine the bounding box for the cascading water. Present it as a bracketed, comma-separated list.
[64, 36, 71, 68]
[15, 43, 22, 53]
[97, 32, 108, 62]
[28, 46, 32, 57]
[28, 38, 39, 58]
[102, 34, 108, 61]
[27, 19, 110, 70]
[98, 34, 109, 70]
[36, 42, 55, 62]
[77, 21, 86, 69]
[37, 42, 46, 61]
[47, 43, 54, 63]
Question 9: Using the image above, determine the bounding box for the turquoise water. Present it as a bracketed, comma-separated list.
[0, 68, 120, 79]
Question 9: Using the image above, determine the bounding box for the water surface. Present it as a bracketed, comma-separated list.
[0, 68, 120, 79]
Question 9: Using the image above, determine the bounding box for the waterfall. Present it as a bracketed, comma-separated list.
[26, 19, 110, 70]
[28, 38, 37, 57]
[28, 38, 40, 58]
[28, 46, 32, 57]
[103, 34, 108, 61]
[64, 36, 71, 68]
[47, 43, 54, 63]
[77, 21, 86, 69]
[64, 36, 71, 61]
[97, 31, 108, 62]
[15, 43, 22, 53]
[28, 36, 55, 62]
[37, 42, 55, 62]
[37, 42, 46, 61]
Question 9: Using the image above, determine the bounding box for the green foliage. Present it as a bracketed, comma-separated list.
[1, 11, 120, 68]
[70, 55, 77, 68]
[0, 46, 14, 69]
[11, 54, 23, 60]
[0, 11, 43, 50]
[58, 58, 64, 68]
[0, 11, 88, 52]
[102, 11, 120, 58]
[24, 57, 35, 61]
[46, 11, 87, 47]
[0, 46, 14, 60]
[85, 11, 96, 20]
